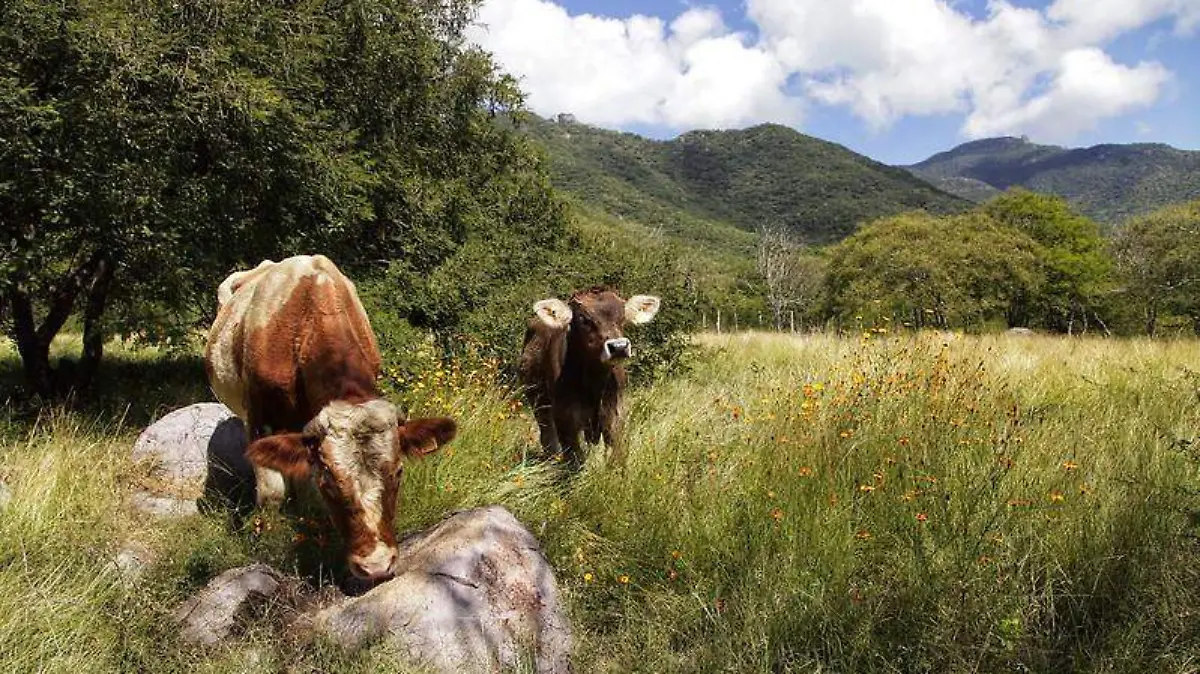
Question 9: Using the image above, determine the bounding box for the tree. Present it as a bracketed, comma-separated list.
[825, 212, 1044, 330]
[1111, 200, 1200, 336]
[756, 224, 826, 330]
[984, 189, 1112, 333]
[1, 0, 566, 397]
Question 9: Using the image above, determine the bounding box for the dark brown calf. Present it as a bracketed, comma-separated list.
[518, 287, 661, 469]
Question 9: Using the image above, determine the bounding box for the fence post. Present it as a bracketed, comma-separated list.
[716, 309, 722, 334]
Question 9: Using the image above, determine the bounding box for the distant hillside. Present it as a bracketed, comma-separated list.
[907, 137, 1200, 224]
[524, 116, 969, 244]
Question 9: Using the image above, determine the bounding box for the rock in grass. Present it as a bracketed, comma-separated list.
[175, 564, 283, 646]
[309, 505, 573, 674]
[131, 402, 255, 511]
[112, 541, 156, 583]
[129, 491, 200, 518]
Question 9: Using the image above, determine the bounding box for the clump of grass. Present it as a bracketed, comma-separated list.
[2, 332, 1200, 672]
[543, 331, 1200, 672]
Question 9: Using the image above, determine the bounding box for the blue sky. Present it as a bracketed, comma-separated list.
[469, 0, 1200, 164]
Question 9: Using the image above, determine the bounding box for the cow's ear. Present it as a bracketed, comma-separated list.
[396, 417, 458, 458]
[533, 299, 572, 329]
[246, 433, 311, 479]
[625, 295, 661, 324]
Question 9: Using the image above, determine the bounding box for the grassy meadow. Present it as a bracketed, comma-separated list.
[2, 331, 1200, 672]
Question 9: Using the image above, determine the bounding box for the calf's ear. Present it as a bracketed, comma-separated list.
[625, 295, 661, 324]
[246, 433, 311, 479]
[533, 298, 572, 329]
[396, 417, 458, 458]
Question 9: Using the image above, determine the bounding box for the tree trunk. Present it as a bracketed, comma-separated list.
[1146, 302, 1158, 337]
[76, 257, 115, 393]
[5, 253, 107, 397]
[8, 287, 55, 397]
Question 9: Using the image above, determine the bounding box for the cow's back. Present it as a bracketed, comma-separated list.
[205, 255, 381, 429]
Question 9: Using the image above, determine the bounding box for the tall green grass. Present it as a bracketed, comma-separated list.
[2, 332, 1199, 672]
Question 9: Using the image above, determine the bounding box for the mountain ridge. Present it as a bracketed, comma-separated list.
[522, 115, 970, 245]
[906, 136, 1200, 224]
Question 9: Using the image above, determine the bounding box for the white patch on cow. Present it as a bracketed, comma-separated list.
[216, 259, 275, 308]
[253, 464, 287, 506]
[533, 298, 573, 329]
[624, 295, 662, 325]
[316, 399, 400, 539]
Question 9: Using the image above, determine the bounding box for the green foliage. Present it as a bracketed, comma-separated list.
[0, 0, 574, 396]
[1112, 199, 1200, 335]
[825, 211, 1044, 330]
[984, 189, 1113, 331]
[371, 206, 700, 385]
[909, 136, 1200, 225]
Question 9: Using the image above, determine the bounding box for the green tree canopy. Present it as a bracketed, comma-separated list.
[825, 211, 1044, 330]
[1112, 199, 1200, 335]
[983, 189, 1112, 332]
[1, 0, 567, 396]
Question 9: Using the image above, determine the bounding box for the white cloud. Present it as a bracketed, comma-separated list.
[466, 0, 797, 129]
[1047, 0, 1200, 42]
[468, 0, 1195, 142]
[962, 48, 1171, 138]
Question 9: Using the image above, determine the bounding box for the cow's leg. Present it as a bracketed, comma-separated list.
[246, 417, 287, 507]
[601, 405, 627, 471]
[252, 461, 287, 506]
[555, 408, 585, 471]
[532, 401, 560, 457]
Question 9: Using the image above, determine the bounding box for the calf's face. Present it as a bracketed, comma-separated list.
[534, 289, 661, 365]
[245, 399, 456, 582]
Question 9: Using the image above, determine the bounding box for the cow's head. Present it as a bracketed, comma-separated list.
[533, 287, 661, 364]
[245, 399, 456, 583]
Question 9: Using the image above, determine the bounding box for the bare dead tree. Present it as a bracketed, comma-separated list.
[757, 224, 826, 331]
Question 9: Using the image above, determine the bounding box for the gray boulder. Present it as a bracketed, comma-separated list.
[1007, 327, 1035, 337]
[131, 402, 255, 511]
[175, 564, 283, 646]
[310, 505, 572, 674]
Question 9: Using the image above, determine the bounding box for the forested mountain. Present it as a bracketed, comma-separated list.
[907, 137, 1200, 225]
[524, 115, 969, 244]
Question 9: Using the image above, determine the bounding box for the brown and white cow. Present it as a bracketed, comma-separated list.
[205, 254, 456, 583]
[518, 287, 661, 470]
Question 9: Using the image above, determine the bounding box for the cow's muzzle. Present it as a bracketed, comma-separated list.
[604, 338, 632, 360]
[349, 544, 399, 582]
